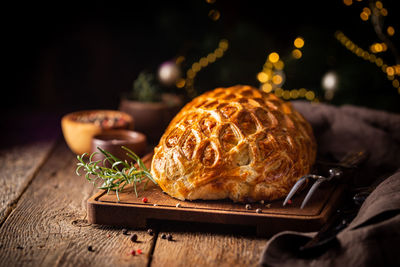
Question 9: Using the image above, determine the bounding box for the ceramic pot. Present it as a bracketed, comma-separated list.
[61, 110, 134, 155]
[119, 93, 184, 144]
[90, 129, 147, 165]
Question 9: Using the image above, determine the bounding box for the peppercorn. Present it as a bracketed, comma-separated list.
[137, 249, 142, 255]
[256, 208, 262, 213]
[147, 229, 154, 236]
[122, 228, 129, 235]
[88, 245, 94, 252]
[142, 197, 148, 203]
[130, 249, 136, 256]
[130, 234, 138, 242]
[245, 204, 251, 210]
[161, 233, 167, 239]
[287, 199, 292, 205]
[176, 203, 181, 208]
[167, 234, 173, 241]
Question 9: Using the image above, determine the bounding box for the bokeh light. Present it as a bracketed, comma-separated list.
[375, 1, 383, 9]
[208, 9, 220, 21]
[268, 52, 279, 63]
[360, 11, 369, 21]
[294, 37, 304, 48]
[261, 83, 273, 93]
[343, 0, 352, 6]
[387, 26, 395, 36]
[305, 91, 315, 101]
[292, 49, 302, 59]
[257, 72, 269, 83]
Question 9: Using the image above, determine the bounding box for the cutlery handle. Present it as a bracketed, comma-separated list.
[339, 150, 369, 168]
[299, 150, 369, 251]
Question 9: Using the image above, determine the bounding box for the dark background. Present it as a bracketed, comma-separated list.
[3, 0, 400, 115]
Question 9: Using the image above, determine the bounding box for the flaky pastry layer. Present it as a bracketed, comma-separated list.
[151, 85, 316, 202]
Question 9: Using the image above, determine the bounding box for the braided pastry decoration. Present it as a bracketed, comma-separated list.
[151, 85, 316, 202]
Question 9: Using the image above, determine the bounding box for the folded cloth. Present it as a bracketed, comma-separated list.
[260, 102, 400, 267]
[292, 102, 400, 186]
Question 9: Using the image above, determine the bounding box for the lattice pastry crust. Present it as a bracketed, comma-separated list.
[151, 85, 316, 202]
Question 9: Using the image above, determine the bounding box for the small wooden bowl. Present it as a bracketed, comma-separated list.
[90, 130, 147, 163]
[61, 110, 134, 155]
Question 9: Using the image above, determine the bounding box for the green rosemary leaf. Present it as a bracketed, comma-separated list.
[111, 161, 124, 170]
[122, 146, 149, 172]
[129, 161, 138, 171]
[97, 147, 118, 165]
[127, 167, 136, 176]
[133, 179, 138, 197]
[98, 185, 109, 190]
[98, 147, 130, 169]
[75, 165, 83, 176]
[115, 189, 120, 201]
[143, 171, 157, 184]
[89, 151, 98, 162]
[85, 172, 91, 181]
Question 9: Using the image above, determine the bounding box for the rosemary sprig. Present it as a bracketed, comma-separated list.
[76, 146, 156, 201]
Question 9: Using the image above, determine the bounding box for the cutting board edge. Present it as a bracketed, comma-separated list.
[87, 183, 345, 237]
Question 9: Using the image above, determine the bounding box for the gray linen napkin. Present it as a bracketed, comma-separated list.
[260, 102, 400, 267]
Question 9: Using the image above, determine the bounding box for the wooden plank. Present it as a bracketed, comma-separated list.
[150, 222, 267, 267]
[0, 139, 56, 224]
[87, 153, 345, 237]
[0, 141, 155, 267]
[97, 181, 334, 216]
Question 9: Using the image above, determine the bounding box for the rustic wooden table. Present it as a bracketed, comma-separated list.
[0, 135, 267, 267]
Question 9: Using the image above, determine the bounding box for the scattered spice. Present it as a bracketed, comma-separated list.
[245, 204, 252, 210]
[287, 199, 292, 205]
[176, 203, 181, 208]
[130, 249, 136, 256]
[87, 246, 94, 252]
[137, 249, 143, 255]
[122, 228, 129, 235]
[260, 200, 265, 204]
[265, 203, 271, 208]
[16, 245, 23, 250]
[167, 234, 173, 241]
[142, 197, 148, 203]
[130, 234, 138, 242]
[256, 208, 262, 213]
[161, 233, 167, 239]
[153, 203, 158, 206]
[107, 234, 111, 238]
[147, 229, 154, 236]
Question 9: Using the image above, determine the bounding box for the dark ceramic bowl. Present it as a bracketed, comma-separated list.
[90, 130, 147, 164]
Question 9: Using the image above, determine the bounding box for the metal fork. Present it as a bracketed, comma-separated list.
[283, 150, 368, 209]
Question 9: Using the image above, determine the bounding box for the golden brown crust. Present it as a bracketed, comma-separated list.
[151, 85, 316, 202]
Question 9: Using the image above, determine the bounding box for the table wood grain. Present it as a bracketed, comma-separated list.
[0, 139, 268, 267]
[0, 139, 56, 224]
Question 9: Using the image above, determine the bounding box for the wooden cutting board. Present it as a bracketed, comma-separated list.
[87, 153, 346, 237]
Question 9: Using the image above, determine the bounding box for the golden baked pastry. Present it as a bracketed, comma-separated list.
[151, 85, 316, 202]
